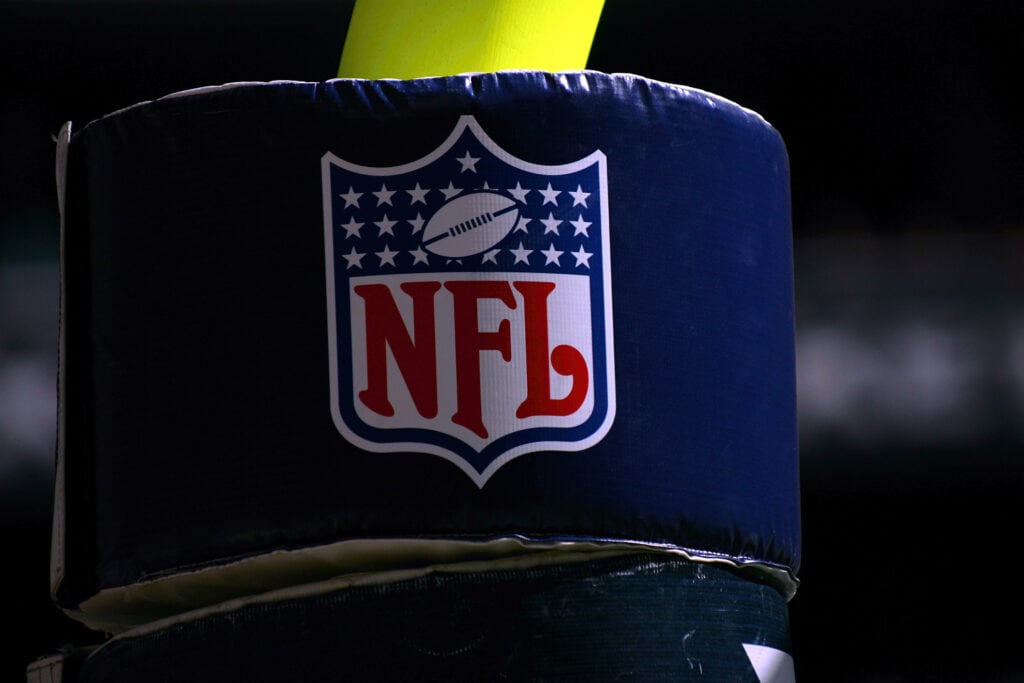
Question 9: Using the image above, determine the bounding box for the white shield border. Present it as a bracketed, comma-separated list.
[321, 115, 615, 487]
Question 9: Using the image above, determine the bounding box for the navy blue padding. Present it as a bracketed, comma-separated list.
[59, 72, 798, 606]
[73, 556, 791, 682]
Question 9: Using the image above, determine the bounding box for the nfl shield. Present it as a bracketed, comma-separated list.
[321, 115, 615, 486]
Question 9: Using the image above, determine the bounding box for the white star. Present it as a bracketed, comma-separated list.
[480, 181, 491, 190]
[569, 184, 590, 208]
[341, 217, 363, 239]
[376, 245, 398, 267]
[374, 214, 397, 236]
[541, 243, 564, 266]
[409, 247, 430, 265]
[514, 217, 530, 234]
[339, 186, 362, 209]
[570, 214, 591, 237]
[456, 150, 480, 173]
[481, 249, 501, 265]
[510, 242, 533, 265]
[540, 212, 562, 235]
[407, 213, 425, 234]
[508, 182, 530, 204]
[406, 183, 430, 205]
[372, 183, 395, 206]
[539, 182, 561, 206]
[440, 181, 462, 200]
[571, 245, 593, 269]
[343, 246, 364, 269]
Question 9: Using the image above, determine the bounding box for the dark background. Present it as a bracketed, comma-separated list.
[2, 1, 1022, 680]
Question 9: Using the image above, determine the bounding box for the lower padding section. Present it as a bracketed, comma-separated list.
[73, 555, 792, 682]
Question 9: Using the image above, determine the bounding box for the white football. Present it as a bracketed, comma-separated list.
[421, 191, 520, 258]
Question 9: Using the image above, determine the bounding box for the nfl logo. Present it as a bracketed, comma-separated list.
[321, 116, 615, 486]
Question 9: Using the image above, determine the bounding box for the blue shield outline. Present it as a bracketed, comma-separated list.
[321, 115, 615, 486]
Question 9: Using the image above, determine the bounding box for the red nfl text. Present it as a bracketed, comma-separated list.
[353, 278, 591, 440]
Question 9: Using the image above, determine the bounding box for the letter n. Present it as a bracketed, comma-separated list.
[353, 281, 441, 418]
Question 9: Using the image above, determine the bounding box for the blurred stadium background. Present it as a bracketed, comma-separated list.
[3, 1, 1022, 679]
